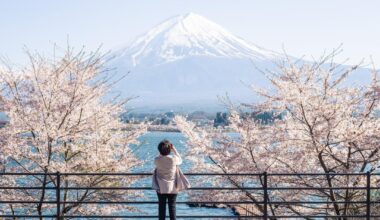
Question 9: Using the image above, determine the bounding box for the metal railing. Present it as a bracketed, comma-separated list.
[0, 172, 379, 219]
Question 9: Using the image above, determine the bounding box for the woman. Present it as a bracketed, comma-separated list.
[152, 140, 185, 220]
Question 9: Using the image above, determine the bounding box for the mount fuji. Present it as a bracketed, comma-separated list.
[109, 13, 366, 112]
[110, 13, 282, 112]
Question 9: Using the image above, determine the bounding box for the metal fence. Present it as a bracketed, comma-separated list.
[0, 172, 379, 219]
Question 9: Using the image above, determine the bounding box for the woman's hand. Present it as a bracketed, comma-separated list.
[170, 144, 182, 165]
[170, 144, 178, 154]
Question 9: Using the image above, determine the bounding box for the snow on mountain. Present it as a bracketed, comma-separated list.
[113, 13, 280, 66]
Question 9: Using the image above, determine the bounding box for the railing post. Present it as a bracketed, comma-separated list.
[263, 172, 268, 220]
[56, 172, 61, 220]
[366, 171, 370, 220]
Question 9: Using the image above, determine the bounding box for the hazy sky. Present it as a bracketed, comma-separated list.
[1, 0, 379, 65]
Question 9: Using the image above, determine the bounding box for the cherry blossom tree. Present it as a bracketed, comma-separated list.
[0, 47, 147, 218]
[175, 52, 380, 218]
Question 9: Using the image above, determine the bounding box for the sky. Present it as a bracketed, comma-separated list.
[1, 0, 380, 66]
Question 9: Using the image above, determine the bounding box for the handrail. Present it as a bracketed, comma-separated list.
[0, 172, 377, 219]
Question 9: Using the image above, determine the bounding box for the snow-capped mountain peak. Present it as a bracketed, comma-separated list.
[116, 12, 279, 66]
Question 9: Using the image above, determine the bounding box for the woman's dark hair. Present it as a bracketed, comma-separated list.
[158, 139, 172, 156]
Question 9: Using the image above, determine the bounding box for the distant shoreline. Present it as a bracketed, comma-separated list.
[147, 125, 234, 133]
[147, 125, 180, 132]
[125, 124, 233, 133]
